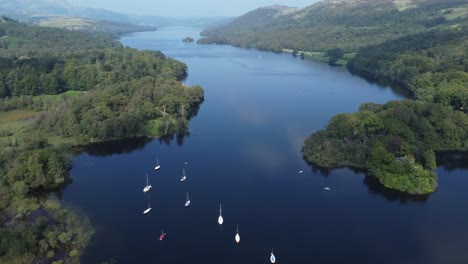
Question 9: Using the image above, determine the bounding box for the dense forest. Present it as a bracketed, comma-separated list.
[0, 19, 203, 263]
[348, 29, 468, 110]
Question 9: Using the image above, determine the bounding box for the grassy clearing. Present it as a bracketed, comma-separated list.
[343, 53, 357, 60]
[442, 5, 468, 20]
[33, 90, 84, 104]
[393, 0, 417, 11]
[0, 109, 36, 135]
[0, 109, 37, 123]
[46, 135, 78, 148]
[0, 119, 30, 134]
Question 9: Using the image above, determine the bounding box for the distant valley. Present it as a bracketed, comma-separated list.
[0, 0, 228, 35]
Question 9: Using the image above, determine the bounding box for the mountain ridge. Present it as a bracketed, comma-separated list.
[199, 0, 468, 53]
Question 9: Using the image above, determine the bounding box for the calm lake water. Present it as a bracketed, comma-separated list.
[63, 27, 468, 264]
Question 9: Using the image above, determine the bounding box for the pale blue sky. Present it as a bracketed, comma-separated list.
[67, 0, 319, 17]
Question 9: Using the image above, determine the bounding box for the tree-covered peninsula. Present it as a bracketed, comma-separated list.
[0, 18, 203, 263]
[303, 11, 467, 194]
[302, 5, 467, 193]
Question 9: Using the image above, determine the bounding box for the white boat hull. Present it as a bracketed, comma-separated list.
[180, 176, 186, 182]
[218, 216, 223, 225]
[154, 165, 161, 170]
[143, 185, 152, 192]
[185, 200, 191, 207]
[143, 208, 152, 215]
[270, 254, 276, 263]
[235, 233, 240, 243]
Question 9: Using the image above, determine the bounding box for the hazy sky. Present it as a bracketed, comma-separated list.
[66, 0, 318, 17]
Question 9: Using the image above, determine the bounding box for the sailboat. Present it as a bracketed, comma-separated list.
[154, 157, 161, 170]
[180, 168, 187, 182]
[159, 229, 166, 241]
[143, 201, 152, 215]
[218, 203, 223, 225]
[270, 248, 276, 263]
[143, 173, 152, 193]
[235, 224, 240, 244]
[324, 187, 331, 191]
[185, 192, 191, 207]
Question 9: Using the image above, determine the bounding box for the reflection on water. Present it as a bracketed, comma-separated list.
[348, 69, 413, 99]
[364, 176, 430, 203]
[75, 137, 152, 157]
[436, 151, 468, 171]
[158, 133, 190, 146]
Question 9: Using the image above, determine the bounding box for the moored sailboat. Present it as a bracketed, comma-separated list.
[185, 192, 191, 207]
[143, 201, 152, 215]
[180, 168, 187, 182]
[235, 224, 240, 244]
[154, 157, 161, 170]
[159, 229, 166, 241]
[218, 203, 223, 225]
[143, 173, 152, 193]
[270, 248, 276, 263]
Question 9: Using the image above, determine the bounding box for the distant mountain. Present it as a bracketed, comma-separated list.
[0, 0, 228, 30]
[0, 0, 72, 14]
[128, 15, 230, 28]
[34, 16, 157, 36]
[0, 0, 129, 22]
[199, 0, 468, 52]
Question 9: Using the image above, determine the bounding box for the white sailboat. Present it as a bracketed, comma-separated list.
[235, 224, 240, 244]
[143, 173, 152, 193]
[270, 248, 276, 263]
[185, 192, 191, 207]
[324, 187, 331, 191]
[143, 201, 152, 215]
[154, 157, 161, 170]
[218, 203, 223, 225]
[180, 168, 187, 182]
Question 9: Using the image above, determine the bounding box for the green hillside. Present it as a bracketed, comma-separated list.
[199, 0, 468, 53]
[35, 16, 157, 36]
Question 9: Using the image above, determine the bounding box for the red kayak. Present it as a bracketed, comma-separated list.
[159, 229, 166, 241]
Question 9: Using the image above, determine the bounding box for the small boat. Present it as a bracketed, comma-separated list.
[180, 168, 187, 182]
[143, 201, 152, 215]
[185, 192, 191, 207]
[298, 170, 304, 174]
[235, 224, 240, 244]
[324, 187, 331, 191]
[218, 203, 223, 225]
[143, 173, 152, 193]
[270, 248, 276, 263]
[154, 157, 161, 170]
[159, 229, 166, 241]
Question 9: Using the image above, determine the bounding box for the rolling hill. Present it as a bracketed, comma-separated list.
[199, 0, 468, 53]
[0, 0, 129, 22]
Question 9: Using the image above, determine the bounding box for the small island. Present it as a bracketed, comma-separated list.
[182, 37, 194, 43]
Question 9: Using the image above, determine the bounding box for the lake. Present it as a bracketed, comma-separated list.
[63, 27, 468, 264]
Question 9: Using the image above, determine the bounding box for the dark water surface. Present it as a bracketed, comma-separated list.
[63, 27, 468, 264]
